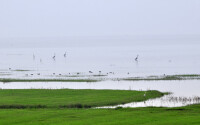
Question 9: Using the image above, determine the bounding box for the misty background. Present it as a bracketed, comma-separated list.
[0, 0, 200, 48]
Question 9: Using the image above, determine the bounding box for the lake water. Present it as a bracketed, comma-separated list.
[0, 39, 200, 107]
[1, 40, 200, 77]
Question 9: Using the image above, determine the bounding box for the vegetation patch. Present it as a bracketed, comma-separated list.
[0, 104, 46, 109]
[59, 104, 92, 109]
[0, 89, 164, 109]
[173, 74, 200, 77]
[124, 74, 200, 81]
[12, 69, 32, 72]
[92, 75, 107, 77]
[0, 78, 98, 83]
[0, 104, 200, 125]
[0, 89, 198, 125]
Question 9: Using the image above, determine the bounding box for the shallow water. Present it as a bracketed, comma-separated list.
[0, 80, 199, 97]
[1, 41, 200, 78]
[0, 40, 200, 107]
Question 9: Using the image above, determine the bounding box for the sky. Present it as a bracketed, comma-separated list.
[0, 0, 200, 39]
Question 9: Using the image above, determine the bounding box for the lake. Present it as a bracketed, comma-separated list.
[0, 39, 200, 107]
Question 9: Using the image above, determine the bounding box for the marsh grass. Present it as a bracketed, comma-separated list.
[164, 96, 200, 103]
[0, 104, 46, 109]
[12, 69, 32, 72]
[55, 74, 108, 77]
[173, 74, 200, 77]
[92, 75, 107, 77]
[124, 74, 200, 81]
[0, 78, 98, 83]
[59, 104, 92, 108]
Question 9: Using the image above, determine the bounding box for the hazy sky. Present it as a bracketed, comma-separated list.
[0, 0, 200, 38]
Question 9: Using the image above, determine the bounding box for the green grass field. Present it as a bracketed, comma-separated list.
[0, 105, 200, 125]
[0, 89, 199, 125]
[0, 89, 163, 108]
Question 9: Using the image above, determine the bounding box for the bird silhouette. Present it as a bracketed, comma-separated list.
[52, 53, 56, 60]
[64, 52, 67, 57]
[135, 55, 139, 61]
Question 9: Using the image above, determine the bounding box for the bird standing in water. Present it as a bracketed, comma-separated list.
[52, 53, 56, 60]
[33, 54, 35, 60]
[64, 52, 67, 57]
[135, 55, 139, 61]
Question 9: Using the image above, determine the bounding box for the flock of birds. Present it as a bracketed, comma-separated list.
[54, 53, 139, 62]
[8, 53, 139, 77]
[33, 52, 67, 62]
[33, 52, 139, 62]
[52, 52, 67, 60]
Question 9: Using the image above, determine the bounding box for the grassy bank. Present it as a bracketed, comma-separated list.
[0, 89, 164, 108]
[0, 104, 200, 125]
[1, 74, 200, 82]
[124, 74, 200, 81]
[0, 78, 98, 83]
[0, 89, 198, 125]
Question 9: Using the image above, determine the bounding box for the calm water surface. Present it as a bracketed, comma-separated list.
[0, 41, 200, 107]
[0, 41, 200, 77]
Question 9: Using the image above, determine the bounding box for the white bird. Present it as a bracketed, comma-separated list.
[144, 92, 146, 97]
